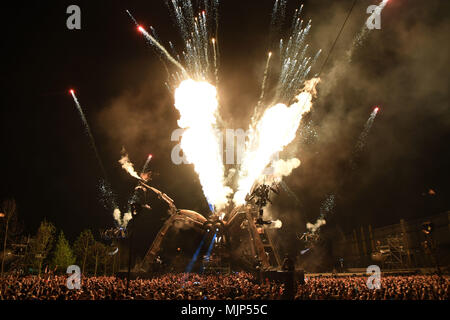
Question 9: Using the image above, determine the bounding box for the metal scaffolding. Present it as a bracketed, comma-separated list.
[376, 234, 409, 269]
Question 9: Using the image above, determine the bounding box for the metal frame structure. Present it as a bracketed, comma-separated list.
[376, 234, 409, 269]
[135, 181, 282, 272]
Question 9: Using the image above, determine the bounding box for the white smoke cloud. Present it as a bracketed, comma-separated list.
[306, 218, 326, 233]
[113, 208, 121, 225]
[271, 158, 301, 178]
[122, 212, 133, 227]
[113, 207, 133, 228]
[269, 219, 283, 229]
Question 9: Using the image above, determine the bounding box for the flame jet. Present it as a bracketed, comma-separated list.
[233, 78, 320, 205]
[174, 80, 232, 210]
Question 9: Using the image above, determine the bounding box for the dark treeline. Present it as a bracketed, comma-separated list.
[0, 198, 120, 277]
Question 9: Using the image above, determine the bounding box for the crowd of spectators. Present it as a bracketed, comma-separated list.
[0, 272, 447, 300]
[0, 272, 281, 300]
[296, 275, 448, 300]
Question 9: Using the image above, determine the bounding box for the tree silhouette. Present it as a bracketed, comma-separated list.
[73, 229, 94, 275]
[52, 231, 76, 272]
[1, 199, 17, 276]
[30, 220, 55, 276]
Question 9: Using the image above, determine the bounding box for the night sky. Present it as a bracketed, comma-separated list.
[1, 0, 449, 257]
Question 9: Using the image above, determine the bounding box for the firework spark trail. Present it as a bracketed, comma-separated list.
[274, 5, 321, 104]
[250, 52, 273, 125]
[174, 79, 232, 210]
[70, 90, 121, 223]
[350, 107, 379, 169]
[233, 78, 320, 205]
[258, 52, 272, 107]
[212, 38, 219, 86]
[70, 90, 107, 178]
[126, 10, 174, 77]
[269, 0, 288, 47]
[126, 9, 139, 27]
[141, 154, 153, 175]
[308, 107, 379, 232]
[212, 0, 220, 62]
[348, 0, 389, 61]
[137, 25, 189, 77]
[167, 0, 218, 82]
[248, 2, 321, 163]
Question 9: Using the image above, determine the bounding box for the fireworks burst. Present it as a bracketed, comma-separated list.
[70, 0, 389, 234]
[121, 1, 324, 212]
[274, 4, 321, 104]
